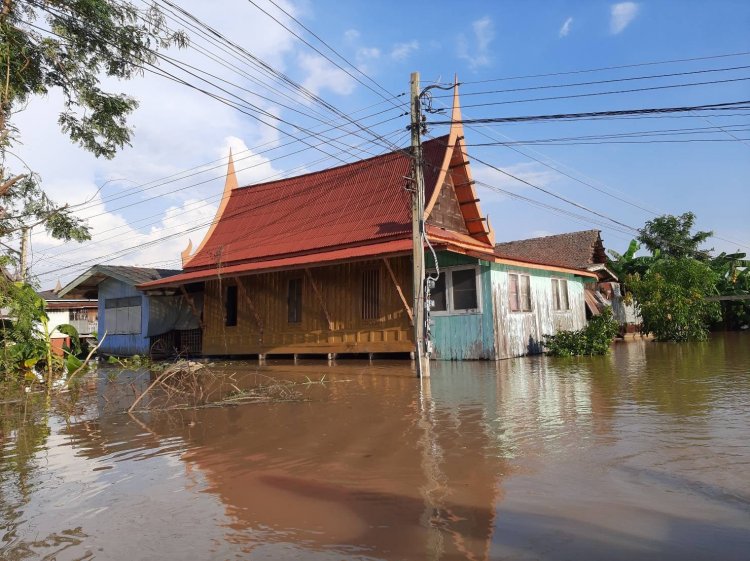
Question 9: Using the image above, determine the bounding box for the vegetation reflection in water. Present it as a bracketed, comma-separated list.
[1, 333, 749, 560]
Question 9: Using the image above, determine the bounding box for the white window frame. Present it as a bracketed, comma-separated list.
[427, 265, 482, 316]
[551, 277, 571, 312]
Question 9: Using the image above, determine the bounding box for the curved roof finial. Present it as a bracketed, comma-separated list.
[181, 239, 193, 267]
[181, 146, 240, 269]
[225, 147, 238, 191]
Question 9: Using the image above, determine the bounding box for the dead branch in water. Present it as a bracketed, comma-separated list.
[122, 360, 338, 413]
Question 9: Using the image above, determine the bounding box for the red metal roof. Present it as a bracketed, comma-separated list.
[184, 137, 449, 271]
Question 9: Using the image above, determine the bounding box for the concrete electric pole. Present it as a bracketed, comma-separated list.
[410, 72, 430, 378]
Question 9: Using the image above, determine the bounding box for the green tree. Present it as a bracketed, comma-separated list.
[637, 212, 713, 260]
[0, 0, 185, 383]
[0, 0, 186, 264]
[627, 258, 720, 342]
[710, 251, 750, 330]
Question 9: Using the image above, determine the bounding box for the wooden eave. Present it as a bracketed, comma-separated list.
[424, 79, 494, 247]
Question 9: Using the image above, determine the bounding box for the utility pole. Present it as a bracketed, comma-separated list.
[410, 71, 430, 378]
[19, 226, 29, 282]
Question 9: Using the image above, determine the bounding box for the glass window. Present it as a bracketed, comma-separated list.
[431, 274, 447, 311]
[452, 268, 478, 310]
[287, 278, 302, 323]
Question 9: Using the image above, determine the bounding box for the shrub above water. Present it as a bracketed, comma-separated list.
[543, 308, 620, 357]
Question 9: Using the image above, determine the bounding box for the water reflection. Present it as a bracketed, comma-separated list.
[0, 333, 748, 560]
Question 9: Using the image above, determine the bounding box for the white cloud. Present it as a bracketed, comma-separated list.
[610, 2, 640, 34]
[10, 0, 302, 286]
[391, 40, 419, 61]
[559, 17, 574, 37]
[472, 162, 559, 203]
[457, 16, 495, 69]
[298, 52, 356, 96]
[344, 29, 360, 43]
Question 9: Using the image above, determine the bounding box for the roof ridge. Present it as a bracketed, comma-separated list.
[234, 135, 449, 192]
[496, 229, 600, 245]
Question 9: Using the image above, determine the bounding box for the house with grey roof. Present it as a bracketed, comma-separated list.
[58, 265, 202, 357]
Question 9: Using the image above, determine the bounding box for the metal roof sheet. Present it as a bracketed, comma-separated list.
[184, 137, 449, 270]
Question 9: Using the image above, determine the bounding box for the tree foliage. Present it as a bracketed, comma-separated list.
[544, 308, 620, 357]
[627, 258, 721, 342]
[0, 0, 186, 265]
[0, 1, 185, 385]
[637, 212, 713, 260]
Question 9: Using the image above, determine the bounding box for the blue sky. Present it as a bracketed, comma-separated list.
[17, 1, 750, 285]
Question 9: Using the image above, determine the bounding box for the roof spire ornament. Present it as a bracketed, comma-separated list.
[180, 146, 239, 268]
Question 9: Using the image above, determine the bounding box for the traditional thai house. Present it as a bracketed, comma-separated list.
[138, 90, 598, 360]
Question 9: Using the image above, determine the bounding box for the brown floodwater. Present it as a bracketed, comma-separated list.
[1, 333, 749, 560]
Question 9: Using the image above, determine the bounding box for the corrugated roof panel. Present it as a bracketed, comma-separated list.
[185, 137, 450, 270]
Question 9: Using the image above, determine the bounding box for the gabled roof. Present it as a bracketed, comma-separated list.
[58, 265, 181, 299]
[180, 135, 478, 271]
[495, 230, 607, 271]
[139, 85, 598, 290]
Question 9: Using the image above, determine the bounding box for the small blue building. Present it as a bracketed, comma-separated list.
[59, 265, 201, 356]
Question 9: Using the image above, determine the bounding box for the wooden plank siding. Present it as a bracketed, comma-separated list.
[490, 263, 588, 359]
[98, 278, 151, 356]
[201, 257, 414, 356]
[426, 252, 590, 360]
[426, 253, 497, 360]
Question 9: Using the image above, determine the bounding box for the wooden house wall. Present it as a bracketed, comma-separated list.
[201, 257, 414, 356]
[427, 253, 496, 360]
[98, 278, 151, 356]
[489, 264, 588, 360]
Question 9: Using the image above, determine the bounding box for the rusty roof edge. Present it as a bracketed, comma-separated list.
[137, 239, 429, 290]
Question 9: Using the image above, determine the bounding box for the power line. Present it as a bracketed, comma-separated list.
[458, 76, 750, 109]
[427, 100, 750, 125]
[246, 0, 397, 103]
[471, 137, 750, 146]
[438, 64, 750, 98]
[35, 132, 415, 279]
[464, 124, 750, 145]
[35, 127, 409, 262]
[458, 51, 750, 85]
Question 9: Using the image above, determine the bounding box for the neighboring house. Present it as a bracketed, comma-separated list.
[58, 265, 200, 356]
[495, 230, 641, 330]
[38, 285, 98, 355]
[138, 89, 597, 360]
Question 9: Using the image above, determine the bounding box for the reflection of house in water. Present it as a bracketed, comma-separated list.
[65, 365, 509, 559]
